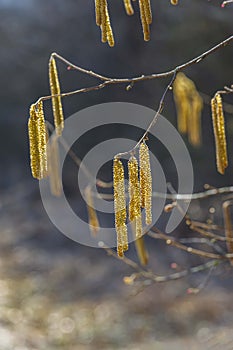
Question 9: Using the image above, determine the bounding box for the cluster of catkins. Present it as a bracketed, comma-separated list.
[113, 141, 152, 257]
[94, 0, 178, 47]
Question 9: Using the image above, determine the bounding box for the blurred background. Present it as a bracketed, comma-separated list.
[0, 0, 233, 349]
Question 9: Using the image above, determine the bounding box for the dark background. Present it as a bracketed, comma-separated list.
[0, 1, 233, 349]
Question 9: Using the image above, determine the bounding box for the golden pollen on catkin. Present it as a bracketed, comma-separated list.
[99, 0, 115, 47]
[188, 92, 203, 147]
[173, 72, 203, 146]
[85, 186, 100, 236]
[143, 0, 152, 25]
[37, 101, 48, 177]
[211, 93, 228, 174]
[95, 0, 102, 26]
[28, 102, 48, 180]
[128, 156, 142, 239]
[139, 0, 150, 41]
[47, 134, 62, 197]
[49, 56, 64, 136]
[113, 157, 128, 257]
[28, 104, 41, 179]
[139, 142, 152, 225]
[123, 0, 134, 15]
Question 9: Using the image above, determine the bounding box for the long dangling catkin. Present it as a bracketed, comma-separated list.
[211, 93, 228, 174]
[128, 156, 142, 239]
[143, 0, 152, 25]
[98, 0, 115, 47]
[139, 0, 150, 41]
[113, 158, 128, 257]
[85, 186, 100, 236]
[47, 134, 62, 197]
[223, 201, 233, 266]
[188, 92, 203, 147]
[49, 56, 64, 136]
[95, 0, 102, 26]
[173, 72, 203, 146]
[123, 0, 134, 15]
[28, 102, 48, 179]
[173, 73, 190, 134]
[28, 104, 41, 179]
[37, 101, 48, 177]
[139, 142, 152, 225]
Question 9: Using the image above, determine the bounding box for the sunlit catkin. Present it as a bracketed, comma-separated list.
[95, 0, 101, 26]
[28, 103, 48, 179]
[211, 93, 228, 174]
[85, 186, 100, 236]
[49, 56, 64, 136]
[37, 101, 48, 177]
[139, 142, 152, 225]
[139, 0, 150, 41]
[113, 158, 128, 257]
[223, 201, 233, 266]
[28, 104, 41, 179]
[128, 156, 142, 239]
[188, 92, 203, 147]
[123, 0, 134, 15]
[173, 73, 190, 134]
[47, 134, 62, 197]
[143, 0, 152, 24]
[173, 72, 203, 146]
[98, 0, 115, 47]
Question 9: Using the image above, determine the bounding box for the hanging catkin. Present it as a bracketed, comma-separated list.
[188, 92, 203, 147]
[139, 142, 152, 225]
[211, 93, 228, 174]
[37, 101, 48, 177]
[49, 56, 64, 136]
[139, 0, 150, 41]
[173, 72, 203, 146]
[96, 0, 115, 47]
[28, 102, 48, 179]
[85, 186, 100, 236]
[28, 104, 41, 179]
[123, 0, 134, 15]
[47, 134, 62, 197]
[113, 158, 128, 257]
[223, 201, 233, 266]
[135, 235, 149, 266]
[128, 156, 142, 239]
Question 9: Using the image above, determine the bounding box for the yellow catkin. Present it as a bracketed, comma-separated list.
[211, 94, 228, 174]
[28, 103, 48, 179]
[95, 0, 102, 26]
[123, 0, 134, 15]
[188, 92, 203, 147]
[128, 156, 142, 239]
[171, 0, 178, 5]
[85, 186, 100, 236]
[139, 142, 152, 225]
[99, 0, 115, 47]
[28, 104, 41, 179]
[173, 72, 203, 145]
[37, 101, 48, 177]
[113, 158, 128, 257]
[139, 0, 150, 41]
[143, 0, 152, 25]
[47, 134, 62, 197]
[49, 56, 64, 136]
[223, 201, 233, 266]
